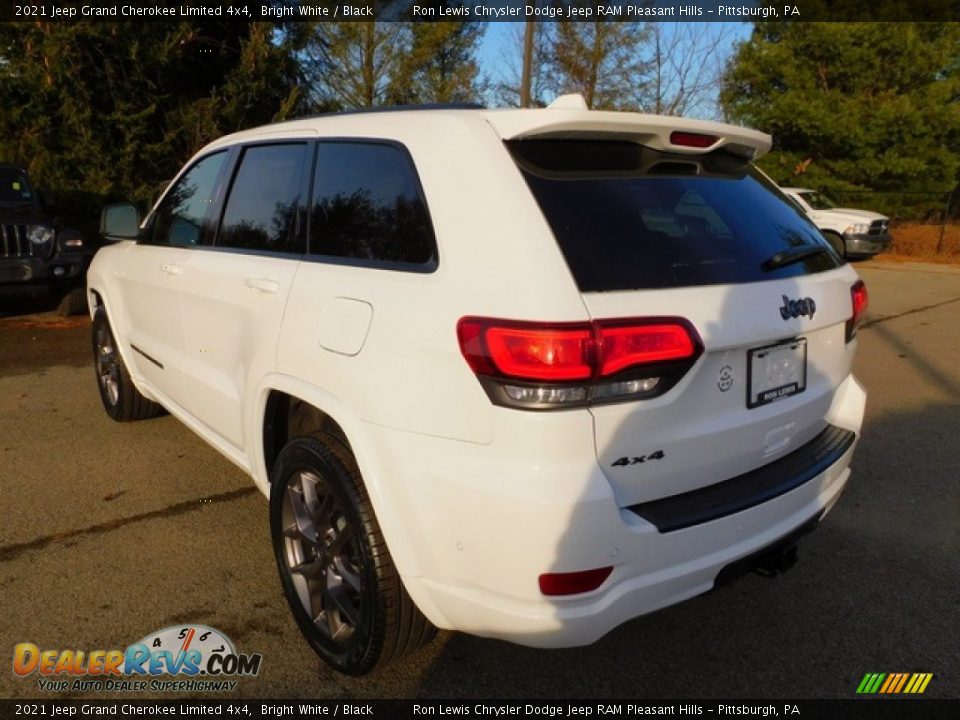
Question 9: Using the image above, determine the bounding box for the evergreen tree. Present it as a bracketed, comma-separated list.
[0, 22, 302, 209]
[721, 22, 960, 203]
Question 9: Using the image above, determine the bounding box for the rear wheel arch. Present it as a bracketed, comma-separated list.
[269, 435, 435, 674]
[262, 390, 355, 483]
[253, 380, 438, 589]
[260, 390, 438, 673]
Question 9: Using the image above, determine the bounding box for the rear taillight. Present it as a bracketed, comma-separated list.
[483, 324, 593, 381]
[457, 317, 702, 410]
[846, 280, 868, 342]
[669, 131, 718, 149]
[596, 321, 697, 375]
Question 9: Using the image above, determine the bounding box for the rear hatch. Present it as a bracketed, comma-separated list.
[504, 133, 861, 508]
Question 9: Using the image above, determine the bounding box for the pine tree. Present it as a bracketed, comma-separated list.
[721, 22, 960, 204]
[0, 21, 302, 208]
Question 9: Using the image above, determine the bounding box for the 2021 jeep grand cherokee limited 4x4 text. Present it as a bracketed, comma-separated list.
[88, 99, 868, 675]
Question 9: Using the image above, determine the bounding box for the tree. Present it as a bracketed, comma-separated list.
[391, 15, 486, 105]
[0, 22, 302, 210]
[550, 20, 650, 110]
[301, 21, 409, 109]
[721, 23, 960, 203]
[495, 21, 556, 108]
[641, 24, 736, 119]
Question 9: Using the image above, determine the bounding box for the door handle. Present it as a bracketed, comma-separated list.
[159, 263, 182, 276]
[244, 277, 280, 294]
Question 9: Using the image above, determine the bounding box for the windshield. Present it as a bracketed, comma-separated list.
[800, 191, 837, 210]
[0, 167, 35, 204]
[508, 140, 839, 292]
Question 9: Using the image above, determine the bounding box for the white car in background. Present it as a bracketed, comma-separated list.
[781, 187, 892, 259]
[88, 98, 868, 675]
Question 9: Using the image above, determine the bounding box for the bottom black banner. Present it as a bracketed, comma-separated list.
[2, 699, 958, 720]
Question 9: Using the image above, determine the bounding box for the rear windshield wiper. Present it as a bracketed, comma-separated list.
[762, 245, 831, 272]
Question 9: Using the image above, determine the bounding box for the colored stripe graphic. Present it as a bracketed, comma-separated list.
[868, 673, 886, 693]
[879, 674, 895, 693]
[857, 672, 932, 694]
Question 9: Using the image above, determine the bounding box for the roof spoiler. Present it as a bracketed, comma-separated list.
[484, 95, 772, 161]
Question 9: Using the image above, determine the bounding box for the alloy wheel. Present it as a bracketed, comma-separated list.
[94, 322, 121, 407]
[280, 469, 364, 644]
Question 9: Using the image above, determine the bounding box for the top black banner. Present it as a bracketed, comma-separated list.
[3, 0, 960, 23]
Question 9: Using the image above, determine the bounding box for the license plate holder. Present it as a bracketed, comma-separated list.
[747, 338, 807, 409]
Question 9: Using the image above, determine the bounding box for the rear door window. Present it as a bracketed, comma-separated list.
[308, 142, 436, 269]
[508, 140, 839, 292]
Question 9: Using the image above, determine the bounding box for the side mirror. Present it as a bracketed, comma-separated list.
[100, 203, 140, 241]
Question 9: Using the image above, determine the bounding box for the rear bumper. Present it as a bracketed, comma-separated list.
[844, 232, 891, 256]
[363, 375, 865, 648]
[629, 425, 855, 532]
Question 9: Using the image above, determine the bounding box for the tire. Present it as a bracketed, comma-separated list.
[57, 286, 88, 316]
[91, 308, 165, 421]
[823, 231, 846, 259]
[270, 436, 435, 675]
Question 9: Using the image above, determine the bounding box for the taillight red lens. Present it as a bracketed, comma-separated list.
[539, 567, 613, 596]
[458, 319, 593, 381]
[485, 325, 593, 381]
[458, 317, 701, 384]
[597, 322, 697, 377]
[669, 131, 718, 148]
[847, 280, 869, 342]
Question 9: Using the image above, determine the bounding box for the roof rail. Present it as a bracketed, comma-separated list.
[295, 102, 485, 121]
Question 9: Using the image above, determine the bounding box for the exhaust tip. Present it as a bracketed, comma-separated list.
[753, 544, 799, 578]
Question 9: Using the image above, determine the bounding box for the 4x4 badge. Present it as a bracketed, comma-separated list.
[780, 295, 816, 320]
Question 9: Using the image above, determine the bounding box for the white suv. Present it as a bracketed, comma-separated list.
[88, 99, 868, 676]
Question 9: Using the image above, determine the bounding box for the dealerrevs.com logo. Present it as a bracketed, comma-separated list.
[13, 625, 262, 693]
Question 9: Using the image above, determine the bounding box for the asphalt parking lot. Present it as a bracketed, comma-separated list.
[1, 260, 958, 700]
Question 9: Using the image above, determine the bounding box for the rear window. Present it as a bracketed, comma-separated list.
[508, 140, 839, 292]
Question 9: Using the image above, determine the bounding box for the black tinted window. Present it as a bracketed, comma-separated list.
[309, 142, 435, 266]
[218, 143, 307, 253]
[0, 167, 34, 203]
[508, 140, 839, 292]
[150, 151, 227, 247]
